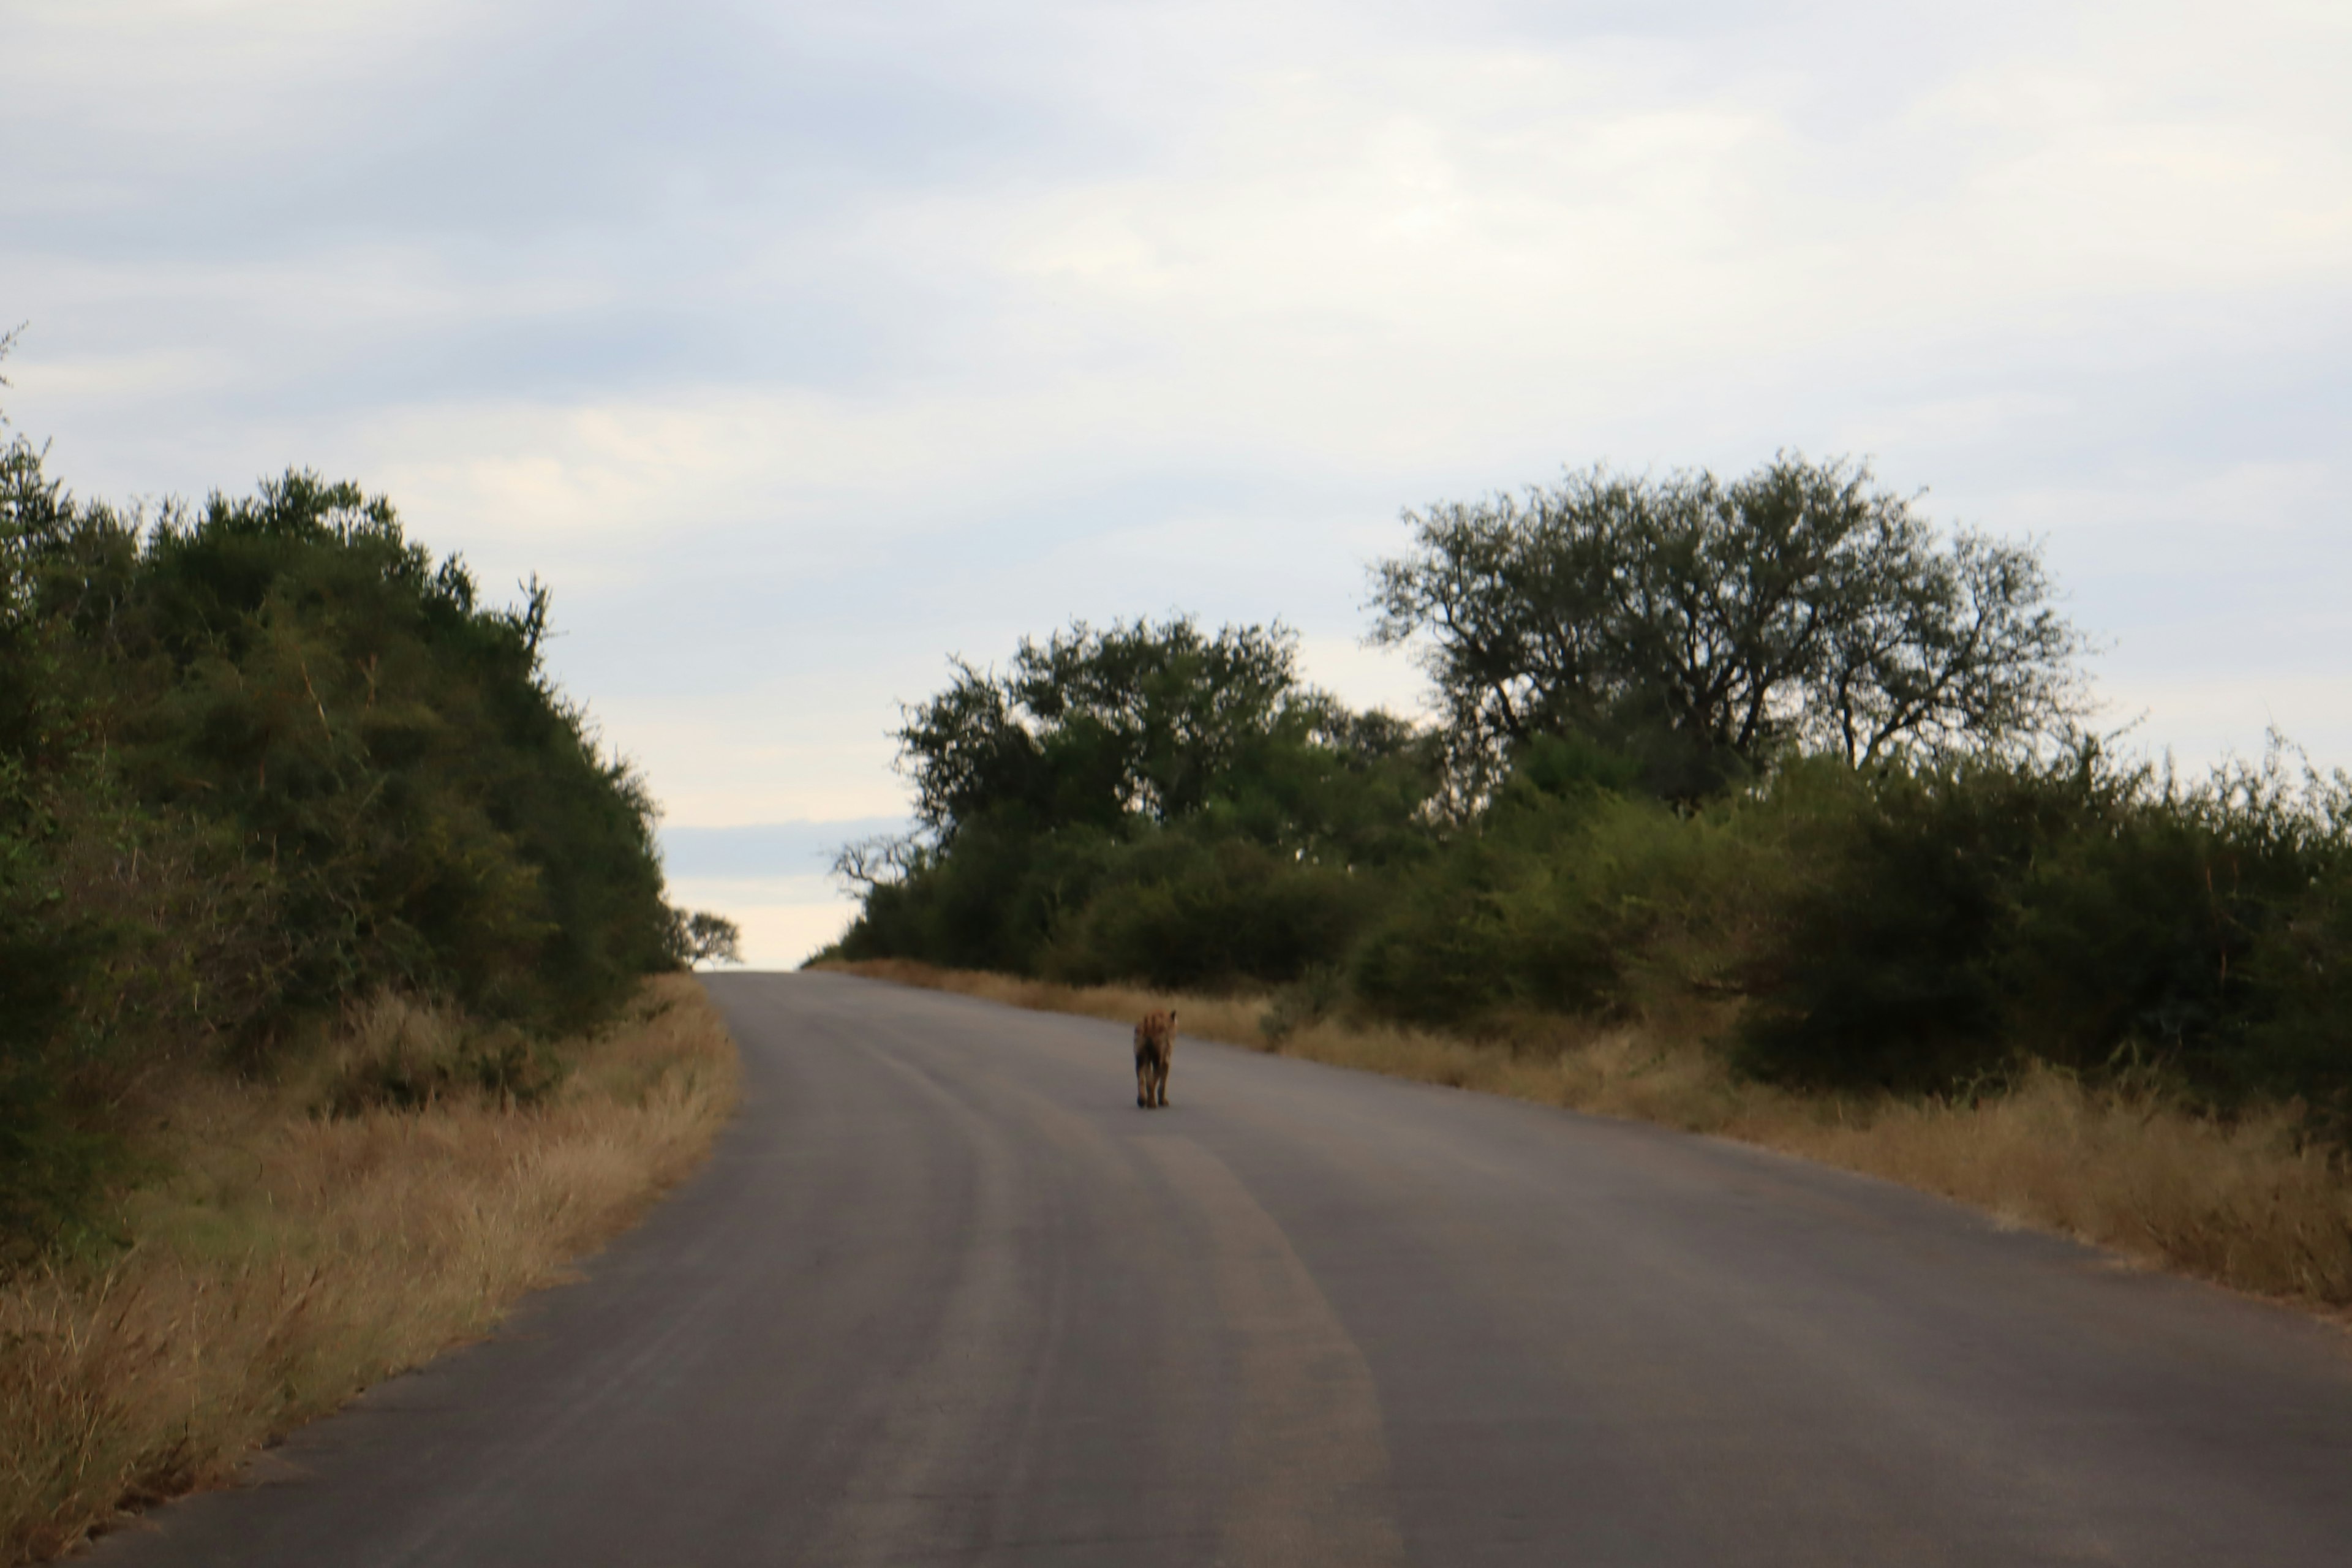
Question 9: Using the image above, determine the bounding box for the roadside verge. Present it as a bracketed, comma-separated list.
[0, 973, 740, 1566]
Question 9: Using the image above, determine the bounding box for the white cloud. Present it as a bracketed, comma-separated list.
[4, 0, 2348, 843]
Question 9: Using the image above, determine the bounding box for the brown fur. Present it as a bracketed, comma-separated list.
[1134, 1009, 1177, 1108]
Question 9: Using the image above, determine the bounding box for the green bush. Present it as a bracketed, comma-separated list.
[1039, 829, 1369, 991]
[1733, 745, 2352, 1110]
[1732, 759, 2043, 1091]
[0, 788, 111, 1257]
[835, 816, 1127, 974]
[1, 433, 704, 1253]
[1351, 739, 1765, 1027]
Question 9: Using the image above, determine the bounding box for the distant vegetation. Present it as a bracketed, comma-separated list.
[829, 456, 2352, 1137]
[0, 371, 736, 1257]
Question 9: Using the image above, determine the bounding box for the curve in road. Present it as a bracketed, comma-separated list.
[90, 971, 2352, 1566]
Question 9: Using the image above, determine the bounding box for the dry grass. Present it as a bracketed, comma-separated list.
[822, 958, 2352, 1315]
[0, 973, 739, 1566]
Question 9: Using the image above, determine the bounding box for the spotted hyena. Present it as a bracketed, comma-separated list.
[1134, 1009, 1177, 1109]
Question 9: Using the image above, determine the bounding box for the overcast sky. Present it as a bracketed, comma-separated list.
[7, 0, 2348, 963]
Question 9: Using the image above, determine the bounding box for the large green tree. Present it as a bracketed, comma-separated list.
[892, 616, 1430, 848]
[1369, 454, 2087, 799]
[834, 616, 1441, 983]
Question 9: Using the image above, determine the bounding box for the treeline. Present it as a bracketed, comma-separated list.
[830, 456, 2352, 1132]
[1, 409, 732, 1254]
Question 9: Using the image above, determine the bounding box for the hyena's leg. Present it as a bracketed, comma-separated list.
[1153, 1049, 1170, 1108]
[1137, 1052, 1153, 1109]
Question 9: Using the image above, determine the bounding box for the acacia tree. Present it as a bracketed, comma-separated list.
[1368, 454, 2086, 797]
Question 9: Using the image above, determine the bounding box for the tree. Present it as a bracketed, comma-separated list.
[895, 616, 1316, 837]
[666, 908, 744, 967]
[1368, 454, 2086, 799]
[834, 615, 1443, 979]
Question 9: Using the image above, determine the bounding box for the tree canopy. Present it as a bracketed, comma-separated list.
[894, 616, 1433, 851]
[832, 616, 1440, 985]
[1369, 454, 2087, 797]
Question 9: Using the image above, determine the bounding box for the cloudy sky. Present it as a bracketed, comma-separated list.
[7, 0, 2348, 963]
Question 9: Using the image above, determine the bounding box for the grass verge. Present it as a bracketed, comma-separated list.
[820, 958, 2352, 1315]
[0, 973, 739, 1566]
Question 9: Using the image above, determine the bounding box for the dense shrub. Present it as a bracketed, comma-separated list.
[1731, 759, 2061, 1092]
[839, 815, 1374, 992]
[1, 432, 720, 1251]
[1351, 737, 1773, 1026]
[1734, 746, 2352, 1115]
[1039, 829, 1368, 991]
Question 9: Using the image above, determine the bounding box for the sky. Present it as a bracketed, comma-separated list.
[6, 0, 2348, 965]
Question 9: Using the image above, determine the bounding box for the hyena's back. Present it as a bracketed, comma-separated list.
[1134, 1009, 1177, 1109]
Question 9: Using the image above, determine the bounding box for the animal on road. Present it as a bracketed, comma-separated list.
[1134, 1009, 1177, 1108]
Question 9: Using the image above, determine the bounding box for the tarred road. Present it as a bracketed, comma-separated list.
[93, 971, 2352, 1566]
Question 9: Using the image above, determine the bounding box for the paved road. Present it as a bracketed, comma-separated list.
[95, 971, 2352, 1566]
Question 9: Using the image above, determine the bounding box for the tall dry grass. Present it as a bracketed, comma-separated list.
[0, 973, 739, 1566]
[822, 959, 2352, 1315]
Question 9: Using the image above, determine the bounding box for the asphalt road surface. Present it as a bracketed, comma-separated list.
[94, 971, 2352, 1566]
